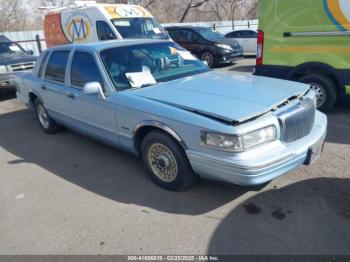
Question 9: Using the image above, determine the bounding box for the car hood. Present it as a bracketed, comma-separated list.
[132, 71, 309, 123]
[0, 55, 37, 66]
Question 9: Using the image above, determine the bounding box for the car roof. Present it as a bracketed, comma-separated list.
[46, 39, 172, 52]
[165, 26, 210, 31]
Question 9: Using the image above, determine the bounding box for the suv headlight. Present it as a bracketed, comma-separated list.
[0, 65, 7, 73]
[202, 126, 277, 152]
[215, 44, 233, 51]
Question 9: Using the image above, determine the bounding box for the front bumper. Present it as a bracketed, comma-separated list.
[0, 72, 16, 88]
[216, 49, 244, 64]
[187, 112, 327, 186]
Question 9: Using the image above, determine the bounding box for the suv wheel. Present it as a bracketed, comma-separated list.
[299, 74, 337, 111]
[141, 131, 197, 191]
[35, 99, 61, 134]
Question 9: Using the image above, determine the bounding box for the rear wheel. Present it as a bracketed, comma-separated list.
[35, 100, 61, 134]
[299, 74, 337, 111]
[141, 131, 197, 191]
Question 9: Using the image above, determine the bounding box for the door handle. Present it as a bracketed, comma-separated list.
[67, 93, 76, 99]
[41, 85, 47, 90]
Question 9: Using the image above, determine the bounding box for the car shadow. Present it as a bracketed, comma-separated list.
[326, 98, 350, 145]
[0, 108, 250, 216]
[208, 177, 350, 255]
[228, 64, 255, 73]
[0, 89, 16, 102]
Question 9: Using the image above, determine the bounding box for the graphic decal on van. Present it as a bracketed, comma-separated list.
[324, 0, 350, 31]
[105, 5, 153, 19]
[63, 12, 93, 43]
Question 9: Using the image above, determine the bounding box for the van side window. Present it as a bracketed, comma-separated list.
[70, 52, 104, 89]
[45, 51, 70, 83]
[96, 21, 116, 41]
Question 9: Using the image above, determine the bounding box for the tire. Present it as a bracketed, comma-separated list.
[201, 51, 215, 68]
[141, 130, 197, 191]
[35, 99, 61, 134]
[299, 74, 337, 111]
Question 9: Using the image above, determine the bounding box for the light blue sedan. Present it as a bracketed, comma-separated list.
[15, 39, 327, 191]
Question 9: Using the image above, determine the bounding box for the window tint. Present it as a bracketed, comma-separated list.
[242, 30, 257, 38]
[167, 29, 179, 40]
[45, 51, 70, 83]
[227, 31, 238, 38]
[70, 52, 104, 88]
[37, 51, 49, 78]
[96, 21, 116, 41]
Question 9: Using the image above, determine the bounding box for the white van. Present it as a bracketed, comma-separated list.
[44, 1, 169, 47]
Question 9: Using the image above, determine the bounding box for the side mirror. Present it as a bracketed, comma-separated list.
[27, 50, 34, 55]
[83, 82, 105, 100]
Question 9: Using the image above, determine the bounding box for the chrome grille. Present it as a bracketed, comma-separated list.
[278, 98, 316, 144]
[10, 62, 35, 72]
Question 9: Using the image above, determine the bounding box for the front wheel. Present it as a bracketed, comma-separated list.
[299, 74, 337, 111]
[141, 131, 197, 191]
[201, 51, 215, 68]
[35, 100, 61, 134]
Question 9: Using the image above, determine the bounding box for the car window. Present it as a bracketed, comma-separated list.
[96, 21, 116, 41]
[100, 42, 208, 91]
[233, 31, 242, 38]
[45, 51, 70, 83]
[167, 29, 179, 40]
[70, 52, 104, 89]
[226, 32, 236, 38]
[37, 51, 49, 78]
[182, 29, 195, 41]
[242, 30, 257, 38]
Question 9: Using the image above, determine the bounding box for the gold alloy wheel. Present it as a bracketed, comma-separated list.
[147, 143, 178, 183]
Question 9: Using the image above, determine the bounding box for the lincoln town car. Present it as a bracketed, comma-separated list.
[15, 40, 327, 191]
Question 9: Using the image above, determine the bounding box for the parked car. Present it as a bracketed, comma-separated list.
[15, 40, 327, 191]
[44, 2, 169, 47]
[255, 0, 350, 111]
[225, 29, 257, 56]
[0, 35, 36, 89]
[166, 26, 243, 67]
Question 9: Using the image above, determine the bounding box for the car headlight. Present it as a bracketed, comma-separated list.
[202, 126, 277, 152]
[241, 126, 277, 149]
[215, 44, 233, 51]
[0, 65, 7, 73]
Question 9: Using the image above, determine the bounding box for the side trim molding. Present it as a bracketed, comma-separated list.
[284, 31, 350, 37]
[133, 120, 188, 150]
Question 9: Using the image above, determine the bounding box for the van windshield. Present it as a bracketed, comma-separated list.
[100, 42, 209, 91]
[111, 18, 169, 40]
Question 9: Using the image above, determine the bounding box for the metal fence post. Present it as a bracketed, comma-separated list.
[35, 34, 42, 54]
[213, 23, 216, 30]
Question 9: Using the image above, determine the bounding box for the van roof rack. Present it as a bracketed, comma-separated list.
[38, 0, 98, 13]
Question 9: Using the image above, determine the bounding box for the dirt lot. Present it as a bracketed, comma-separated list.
[0, 60, 349, 255]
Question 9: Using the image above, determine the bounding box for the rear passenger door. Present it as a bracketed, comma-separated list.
[42, 50, 70, 118]
[64, 50, 118, 143]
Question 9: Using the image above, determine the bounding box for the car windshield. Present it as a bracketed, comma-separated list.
[0, 42, 26, 57]
[100, 42, 209, 91]
[195, 28, 226, 41]
[112, 18, 169, 40]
